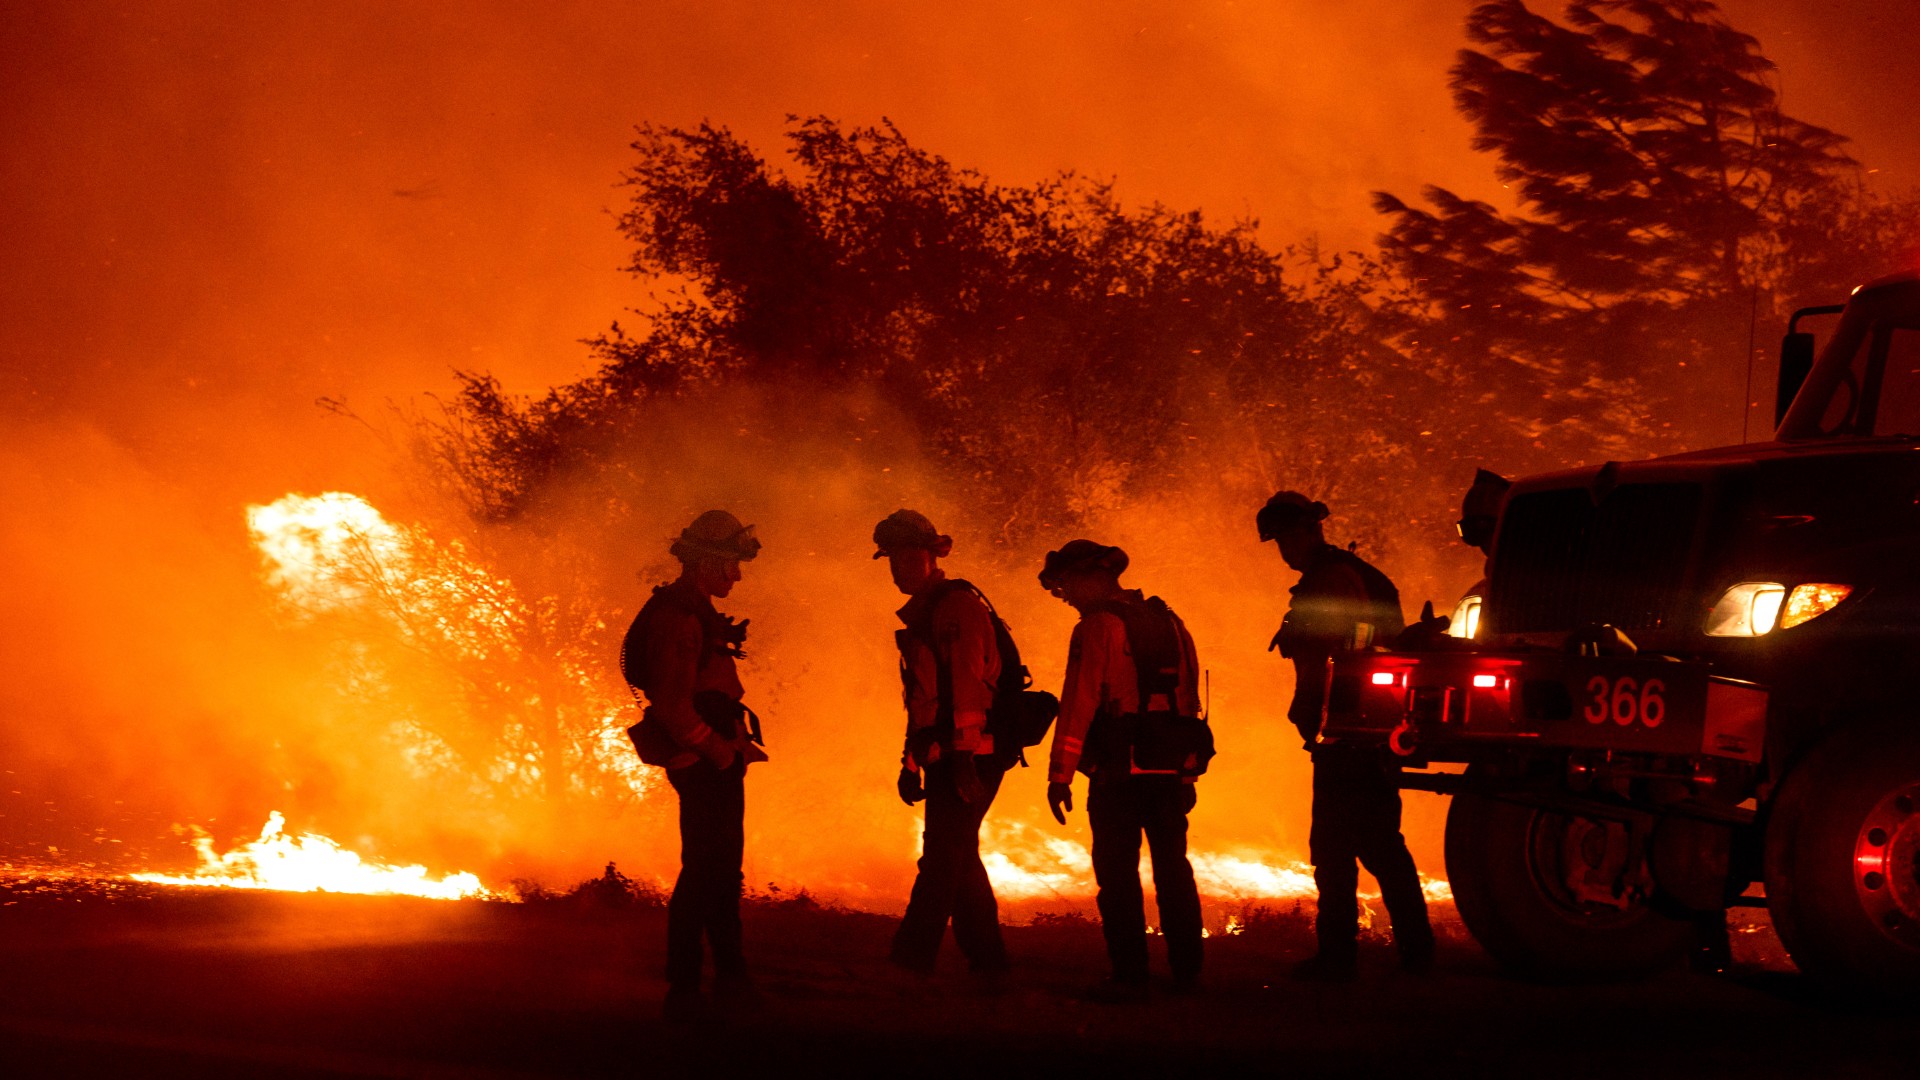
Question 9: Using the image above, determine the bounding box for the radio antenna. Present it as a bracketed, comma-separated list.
[1741, 286, 1760, 443]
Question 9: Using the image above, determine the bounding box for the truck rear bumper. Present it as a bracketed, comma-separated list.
[1321, 651, 1768, 764]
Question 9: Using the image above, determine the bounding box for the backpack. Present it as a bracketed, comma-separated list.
[1321, 545, 1404, 644]
[620, 584, 761, 767]
[901, 578, 1059, 763]
[1084, 595, 1215, 779]
[1272, 545, 1405, 657]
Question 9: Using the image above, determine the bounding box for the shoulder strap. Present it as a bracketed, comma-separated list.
[904, 578, 977, 722]
[1322, 547, 1405, 638]
[905, 578, 976, 642]
[1094, 596, 1184, 712]
[952, 580, 1031, 697]
[620, 586, 685, 694]
[622, 584, 746, 696]
[906, 578, 1030, 723]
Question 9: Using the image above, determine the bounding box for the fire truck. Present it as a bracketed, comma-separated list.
[1323, 271, 1920, 989]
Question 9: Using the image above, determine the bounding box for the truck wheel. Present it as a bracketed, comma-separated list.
[1764, 724, 1920, 991]
[1445, 789, 1690, 978]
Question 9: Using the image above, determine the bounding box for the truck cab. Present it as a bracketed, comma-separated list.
[1323, 271, 1920, 989]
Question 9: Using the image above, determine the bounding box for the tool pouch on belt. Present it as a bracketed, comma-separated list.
[897, 584, 1057, 766]
[1086, 709, 1215, 777]
[1131, 710, 1215, 775]
[991, 689, 1059, 755]
[691, 689, 763, 745]
[627, 691, 763, 768]
[627, 710, 680, 767]
[1084, 594, 1215, 778]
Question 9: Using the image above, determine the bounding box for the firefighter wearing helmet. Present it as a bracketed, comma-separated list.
[873, 509, 1015, 979]
[1041, 539, 1212, 999]
[619, 509, 769, 1020]
[1430, 468, 1511, 645]
[1259, 492, 1434, 979]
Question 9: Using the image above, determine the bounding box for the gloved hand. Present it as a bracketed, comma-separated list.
[951, 751, 986, 806]
[741, 742, 769, 767]
[1047, 781, 1074, 825]
[1179, 783, 1198, 814]
[897, 766, 925, 806]
[1293, 718, 1320, 754]
[1393, 600, 1452, 650]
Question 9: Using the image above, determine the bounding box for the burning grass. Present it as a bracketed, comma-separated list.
[129, 812, 497, 901]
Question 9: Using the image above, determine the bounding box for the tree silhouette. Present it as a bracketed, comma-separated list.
[424, 117, 1424, 545]
[1370, 0, 1911, 450]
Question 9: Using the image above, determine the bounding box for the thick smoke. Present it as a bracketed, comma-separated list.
[3, 0, 1911, 898]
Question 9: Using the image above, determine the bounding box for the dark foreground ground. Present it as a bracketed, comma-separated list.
[0, 879, 1909, 1079]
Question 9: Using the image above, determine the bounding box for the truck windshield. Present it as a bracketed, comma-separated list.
[1778, 279, 1920, 441]
[1804, 323, 1920, 438]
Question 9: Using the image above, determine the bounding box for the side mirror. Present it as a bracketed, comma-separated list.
[1775, 331, 1815, 427]
[1776, 303, 1846, 431]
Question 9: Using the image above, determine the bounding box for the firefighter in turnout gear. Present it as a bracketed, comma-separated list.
[1041, 540, 1210, 997]
[1404, 468, 1511, 650]
[1457, 468, 1510, 562]
[1259, 492, 1434, 979]
[876, 510, 1014, 977]
[620, 510, 769, 1019]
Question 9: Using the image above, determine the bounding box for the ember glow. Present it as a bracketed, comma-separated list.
[980, 821, 1449, 905]
[248, 492, 410, 614]
[246, 490, 652, 804]
[131, 812, 496, 900]
[221, 489, 1451, 909]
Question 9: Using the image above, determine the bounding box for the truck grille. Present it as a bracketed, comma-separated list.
[1488, 482, 1703, 635]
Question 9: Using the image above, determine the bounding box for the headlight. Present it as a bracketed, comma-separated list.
[1780, 583, 1852, 629]
[1705, 582, 1786, 637]
[1447, 594, 1483, 639]
[1705, 581, 1851, 636]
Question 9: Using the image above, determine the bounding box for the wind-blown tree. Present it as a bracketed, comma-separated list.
[371, 119, 1500, 866]
[1373, 0, 1908, 455]
[432, 118, 1440, 548]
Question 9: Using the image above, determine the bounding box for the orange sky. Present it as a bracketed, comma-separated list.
[5, 0, 1912, 489]
[3, 1, 1917, 881]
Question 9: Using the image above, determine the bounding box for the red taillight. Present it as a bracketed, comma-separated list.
[1370, 671, 1398, 687]
[1471, 673, 1499, 689]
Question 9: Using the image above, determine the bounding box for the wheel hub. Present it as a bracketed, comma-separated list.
[1533, 813, 1644, 917]
[1853, 783, 1920, 951]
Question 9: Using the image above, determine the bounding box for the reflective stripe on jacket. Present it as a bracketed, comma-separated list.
[1280, 544, 1402, 736]
[622, 580, 747, 769]
[897, 573, 1000, 766]
[1049, 591, 1200, 783]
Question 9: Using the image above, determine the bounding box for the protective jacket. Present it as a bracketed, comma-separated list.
[1274, 544, 1403, 744]
[1050, 590, 1202, 783]
[896, 573, 1001, 767]
[620, 579, 754, 770]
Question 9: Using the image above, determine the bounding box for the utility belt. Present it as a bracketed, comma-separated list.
[692, 690, 764, 745]
[905, 692, 1060, 768]
[628, 690, 763, 767]
[1085, 708, 1214, 778]
[905, 715, 1007, 768]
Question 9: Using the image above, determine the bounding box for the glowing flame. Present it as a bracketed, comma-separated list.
[131, 812, 496, 900]
[980, 821, 1450, 904]
[245, 491, 652, 802]
[248, 492, 408, 613]
[980, 822, 1094, 899]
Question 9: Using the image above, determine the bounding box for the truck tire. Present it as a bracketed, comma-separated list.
[1764, 723, 1920, 992]
[1445, 788, 1690, 978]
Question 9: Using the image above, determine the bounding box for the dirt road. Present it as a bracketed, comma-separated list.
[0, 885, 1907, 1078]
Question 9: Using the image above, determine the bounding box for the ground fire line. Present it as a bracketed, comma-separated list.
[103, 491, 1448, 913]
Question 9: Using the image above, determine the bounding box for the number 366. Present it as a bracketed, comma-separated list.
[1584, 676, 1666, 728]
